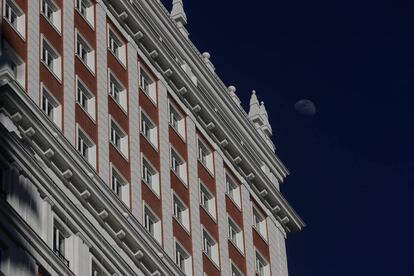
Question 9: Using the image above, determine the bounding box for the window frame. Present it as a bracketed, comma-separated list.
[3, 0, 25, 39]
[107, 26, 126, 66]
[139, 65, 157, 104]
[75, 0, 94, 28]
[168, 101, 186, 140]
[75, 29, 95, 73]
[40, 0, 61, 33]
[172, 193, 190, 232]
[201, 227, 220, 267]
[170, 146, 187, 184]
[228, 216, 244, 253]
[199, 181, 217, 220]
[76, 125, 96, 169]
[197, 138, 214, 175]
[174, 240, 192, 275]
[110, 164, 130, 207]
[40, 84, 62, 129]
[140, 110, 158, 149]
[143, 203, 162, 244]
[76, 75, 96, 121]
[140, 154, 160, 197]
[108, 71, 128, 113]
[252, 204, 268, 241]
[109, 118, 129, 159]
[225, 172, 242, 208]
[41, 35, 62, 80]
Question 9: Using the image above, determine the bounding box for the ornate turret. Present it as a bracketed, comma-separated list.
[171, 0, 189, 38]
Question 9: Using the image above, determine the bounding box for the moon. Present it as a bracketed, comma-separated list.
[294, 99, 316, 116]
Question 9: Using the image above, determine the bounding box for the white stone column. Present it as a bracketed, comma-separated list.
[96, 3, 109, 183]
[62, 0, 76, 144]
[128, 41, 142, 218]
[187, 115, 203, 276]
[158, 80, 173, 257]
[214, 151, 230, 275]
[67, 233, 91, 276]
[242, 184, 255, 276]
[268, 219, 289, 276]
[27, 0, 40, 103]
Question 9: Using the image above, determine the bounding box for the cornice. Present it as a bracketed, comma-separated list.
[0, 81, 185, 275]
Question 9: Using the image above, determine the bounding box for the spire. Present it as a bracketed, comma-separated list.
[171, 0, 189, 38]
[260, 101, 272, 136]
[248, 90, 261, 120]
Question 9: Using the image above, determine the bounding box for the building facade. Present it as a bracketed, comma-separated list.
[0, 0, 304, 275]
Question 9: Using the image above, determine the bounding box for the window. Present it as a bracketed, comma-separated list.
[109, 72, 127, 111]
[199, 182, 216, 219]
[41, 0, 61, 31]
[255, 252, 270, 276]
[252, 204, 267, 240]
[41, 86, 62, 128]
[173, 194, 189, 231]
[143, 205, 162, 243]
[110, 166, 130, 206]
[226, 173, 241, 207]
[76, 77, 96, 120]
[76, 126, 96, 168]
[231, 263, 244, 276]
[171, 148, 187, 183]
[198, 140, 214, 173]
[76, 31, 95, 72]
[169, 103, 186, 138]
[3, 0, 25, 38]
[108, 28, 126, 66]
[110, 119, 128, 158]
[75, 0, 94, 27]
[140, 112, 157, 148]
[202, 229, 219, 265]
[141, 156, 159, 196]
[41, 37, 61, 79]
[53, 222, 69, 267]
[228, 217, 244, 252]
[175, 242, 192, 275]
[140, 68, 157, 103]
[2, 43, 26, 87]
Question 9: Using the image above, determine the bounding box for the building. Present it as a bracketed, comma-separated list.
[0, 0, 304, 275]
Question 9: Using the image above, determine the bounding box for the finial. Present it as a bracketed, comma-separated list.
[228, 85, 236, 93]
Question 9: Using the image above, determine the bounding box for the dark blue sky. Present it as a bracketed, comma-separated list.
[162, 1, 414, 275]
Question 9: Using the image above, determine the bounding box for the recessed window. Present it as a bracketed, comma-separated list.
[3, 44, 26, 87]
[171, 148, 187, 183]
[255, 251, 270, 276]
[111, 166, 130, 206]
[75, 0, 94, 27]
[228, 217, 244, 252]
[109, 72, 127, 111]
[41, 37, 61, 79]
[110, 119, 128, 158]
[140, 112, 158, 148]
[53, 221, 69, 267]
[140, 68, 157, 103]
[41, 0, 61, 32]
[169, 103, 185, 138]
[76, 31, 95, 72]
[108, 28, 126, 66]
[175, 242, 192, 275]
[41, 86, 62, 129]
[141, 155, 160, 196]
[252, 204, 267, 240]
[198, 140, 214, 173]
[3, 0, 25, 38]
[231, 263, 244, 276]
[202, 229, 219, 266]
[91, 260, 108, 276]
[143, 205, 162, 244]
[76, 126, 96, 169]
[173, 194, 190, 231]
[76, 77, 95, 120]
[226, 173, 241, 207]
[199, 182, 216, 219]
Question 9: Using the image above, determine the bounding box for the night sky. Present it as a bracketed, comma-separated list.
[162, 1, 414, 275]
